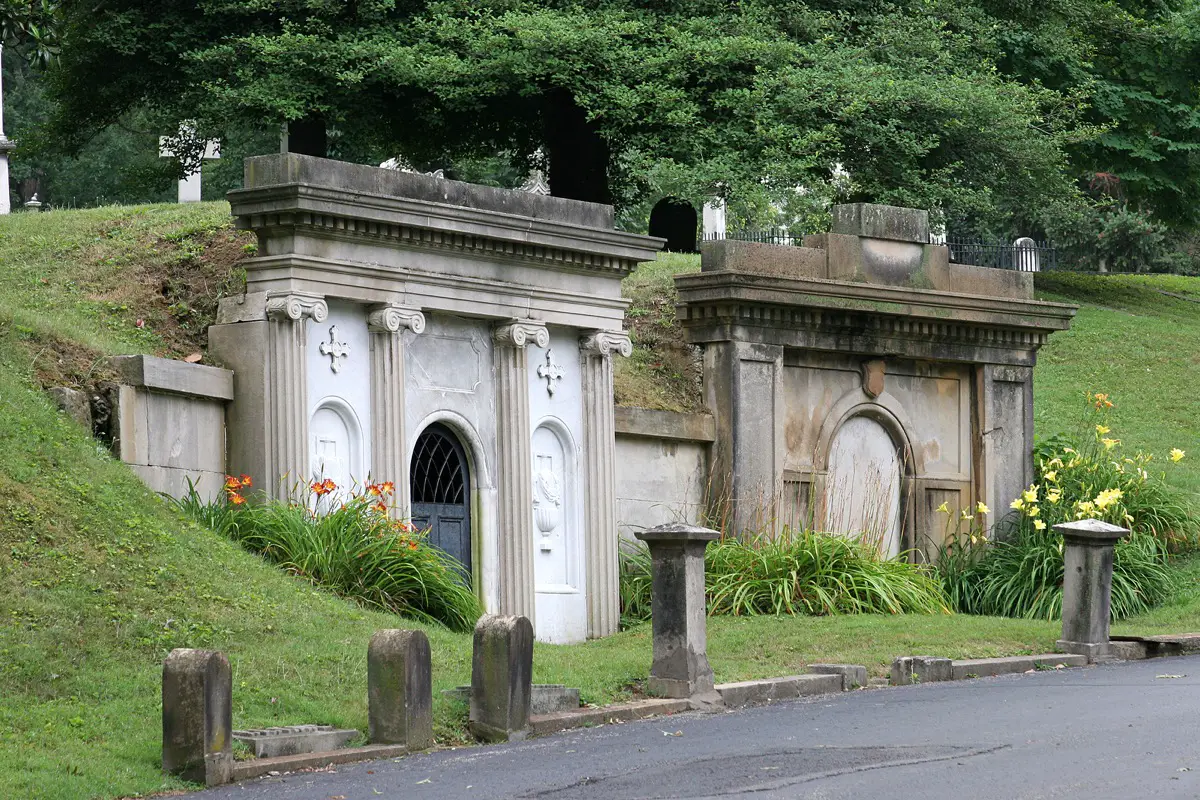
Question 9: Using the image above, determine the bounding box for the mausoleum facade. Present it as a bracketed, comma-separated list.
[208, 154, 661, 643]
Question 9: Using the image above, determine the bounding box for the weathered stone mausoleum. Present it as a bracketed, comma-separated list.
[207, 154, 661, 643]
[674, 204, 1077, 557]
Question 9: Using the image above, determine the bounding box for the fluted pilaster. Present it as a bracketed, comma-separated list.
[580, 329, 632, 638]
[265, 292, 327, 499]
[369, 304, 425, 517]
[492, 319, 549, 622]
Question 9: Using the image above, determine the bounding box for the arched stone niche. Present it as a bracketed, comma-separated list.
[531, 418, 586, 643]
[309, 397, 365, 491]
[648, 197, 698, 253]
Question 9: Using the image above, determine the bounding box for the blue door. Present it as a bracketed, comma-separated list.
[410, 423, 472, 580]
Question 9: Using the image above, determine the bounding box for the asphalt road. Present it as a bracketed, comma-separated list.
[198, 655, 1200, 799]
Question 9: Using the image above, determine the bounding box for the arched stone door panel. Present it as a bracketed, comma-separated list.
[824, 415, 903, 558]
[410, 423, 473, 578]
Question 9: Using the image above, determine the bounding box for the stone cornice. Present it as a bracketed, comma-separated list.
[367, 304, 425, 334]
[264, 291, 328, 322]
[580, 330, 633, 358]
[493, 320, 550, 349]
[229, 183, 662, 279]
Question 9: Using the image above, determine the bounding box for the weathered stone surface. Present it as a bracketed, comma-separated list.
[232, 725, 358, 758]
[445, 684, 580, 716]
[715, 674, 841, 707]
[948, 263, 1034, 301]
[1106, 640, 1149, 661]
[47, 386, 92, 431]
[162, 648, 233, 786]
[1055, 520, 1129, 662]
[890, 656, 953, 686]
[368, 629, 433, 749]
[808, 664, 869, 691]
[634, 524, 721, 706]
[832, 203, 929, 244]
[614, 407, 716, 443]
[950, 654, 1087, 680]
[700, 239, 828, 278]
[229, 743, 408, 782]
[109, 354, 234, 400]
[529, 699, 689, 736]
[469, 615, 534, 742]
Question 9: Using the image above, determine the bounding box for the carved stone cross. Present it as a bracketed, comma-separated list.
[537, 349, 564, 396]
[319, 325, 350, 373]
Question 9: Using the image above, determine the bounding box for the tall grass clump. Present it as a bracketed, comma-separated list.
[621, 527, 949, 624]
[173, 476, 483, 632]
[934, 391, 1186, 620]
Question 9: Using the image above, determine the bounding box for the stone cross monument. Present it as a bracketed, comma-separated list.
[159, 124, 221, 203]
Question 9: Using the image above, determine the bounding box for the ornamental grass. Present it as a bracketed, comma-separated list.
[173, 477, 483, 632]
[620, 526, 950, 624]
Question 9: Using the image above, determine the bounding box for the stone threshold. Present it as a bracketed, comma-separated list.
[950, 653, 1088, 680]
[715, 673, 843, 707]
[529, 698, 691, 736]
[230, 743, 408, 782]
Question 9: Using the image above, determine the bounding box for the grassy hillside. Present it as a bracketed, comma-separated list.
[2, 205, 1199, 798]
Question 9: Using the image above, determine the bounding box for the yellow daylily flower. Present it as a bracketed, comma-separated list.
[961, 510, 973, 521]
[1011, 498, 1025, 510]
[1102, 438, 1119, 450]
[1047, 490, 1062, 504]
[1094, 488, 1124, 510]
[1171, 448, 1186, 463]
[1043, 471, 1058, 482]
[976, 501, 990, 515]
[936, 501, 950, 514]
[1034, 519, 1047, 531]
[1027, 505, 1041, 518]
[1022, 486, 1039, 504]
[1096, 424, 1110, 435]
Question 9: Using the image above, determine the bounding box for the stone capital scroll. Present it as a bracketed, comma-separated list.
[492, 319, 550, 349]
[579, 329, 633, 358]
[265, 292, 329, 323]
[368, 304, 426, 335]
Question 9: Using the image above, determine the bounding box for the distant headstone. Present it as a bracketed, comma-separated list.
[368, 629, 434, 749]
[634, 523, 721, 706]
[1055, 519, 1129, 662]
[468, 614, 534, 742]
[159, 123, 221, 204]
[1013, 237, 1040, 272]
[162, 648, 233, 786]
[702, 199, 727, 241]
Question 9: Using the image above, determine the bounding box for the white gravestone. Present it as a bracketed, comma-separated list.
[1013, 237, 1040, 272]
[702, 199, 727, 240]
[159, 126, 221, 204]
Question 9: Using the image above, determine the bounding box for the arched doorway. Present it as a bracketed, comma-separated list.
[410, 423, 472, 578]
[824, 416, 903, 558]
[649, 197, 699, 253]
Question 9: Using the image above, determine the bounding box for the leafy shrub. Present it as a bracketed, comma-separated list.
[173, 476, 483, 632]
[934, 391, 1188, 619]
[621, 527, 950, 624]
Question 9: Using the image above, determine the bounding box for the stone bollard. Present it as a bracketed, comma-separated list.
[368, 629, 434, 750]
[162, 649, 233, 786]
[468, 614, 534, 743]
[1055, 519, 1130, 662]
[634, 523, 722, 707]
[890, 656, 952, 686]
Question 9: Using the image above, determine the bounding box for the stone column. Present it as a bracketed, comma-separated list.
[579, 329, 632, 639]
[368, 629, 433, 749]
[492, 320, 549, 622]
[468, 614, 534, 743]
[368, 304, 425, 517]
[1055, 519, 1129, 662]
[634, 523, 721, 706]
[977, 364, 1035, 537]
[162, 648, 233, 786]
[264, 292, 327, 498]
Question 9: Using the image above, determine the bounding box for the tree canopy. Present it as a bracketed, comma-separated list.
[25, 0, 1200, 238]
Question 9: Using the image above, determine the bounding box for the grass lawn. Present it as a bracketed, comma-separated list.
[2, 206, 1199, 798]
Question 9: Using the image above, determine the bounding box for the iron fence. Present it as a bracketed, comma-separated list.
[943, 236, 1058, 272]
[701, 228, 805, 246]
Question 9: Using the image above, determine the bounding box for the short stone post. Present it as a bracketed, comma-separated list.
[1055, 519, 1130, 662]
[162, 649, 233, 786]
[634, 523, 722, 706]
[469, 614, 534, 742]
[368, 629, 433, 750]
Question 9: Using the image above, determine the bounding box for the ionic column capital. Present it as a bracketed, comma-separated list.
[492, 319, 549, 349]
[368, 303, 425, 334]
[580, 329, 632, 358]
[265, 291, 328, 323]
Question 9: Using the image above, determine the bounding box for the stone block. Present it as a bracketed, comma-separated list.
[890, 656, 953, 686]
[368, 629, 433, 750]
[634, 523, 721, 705]
[614, 407, 716, 443]
[807, 664, 869, 691]
[162, 648, 233, 786]
[832, 203, 929, 244]
[700, 239, 828, 279]
[469, 615, 534, 742]
[232, 725, 358, 758]
[1106, 640, 1149, 661]
[109, 354, 234, 400]
[949, 654, 1087, 680]
[47, 386, 92, 431]
[948, 263, 1034, 300]
[715, 674, 841, 707]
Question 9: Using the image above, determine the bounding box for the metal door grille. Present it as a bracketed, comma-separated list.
[411, 424, 467, 504]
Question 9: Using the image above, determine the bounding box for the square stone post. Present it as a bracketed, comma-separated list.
[468, 614, 534, 742]
[162, 648, 233, 786]
[368, 305, 425, 517]
[1055, 519, 1129, 662]
[492, 320, 548, 623]
[634, 523, 722, 706]
[368, 629, 434, 750]
[579, 330, 632, 639]
[263, 292, 327, 497]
